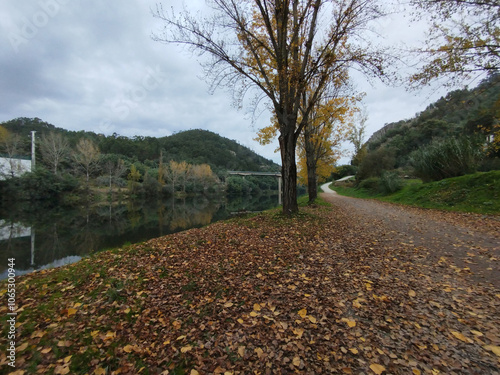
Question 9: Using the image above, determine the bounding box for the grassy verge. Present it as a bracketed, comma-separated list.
[331, 170, 500, 215]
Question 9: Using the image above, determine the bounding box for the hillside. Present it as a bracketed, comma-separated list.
[363, 74, 500, 170]
[0, 118, 279, 174]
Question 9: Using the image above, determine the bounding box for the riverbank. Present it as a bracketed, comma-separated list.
[2, 200, 499, 374]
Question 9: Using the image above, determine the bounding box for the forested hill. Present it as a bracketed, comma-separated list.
[0, 118, 279, 174]
[364, 74, 500, 167]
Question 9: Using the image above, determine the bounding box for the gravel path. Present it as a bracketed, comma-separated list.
[320, 183, 500, 288]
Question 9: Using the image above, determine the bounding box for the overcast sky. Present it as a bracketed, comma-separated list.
[0, 0, 451, 165]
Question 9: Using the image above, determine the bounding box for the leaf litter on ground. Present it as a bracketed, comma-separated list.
[1, 202, 499, 374]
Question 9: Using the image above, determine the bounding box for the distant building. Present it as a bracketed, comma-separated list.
[0, 157, 31, 180]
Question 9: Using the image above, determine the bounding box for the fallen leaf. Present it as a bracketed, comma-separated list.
[67, 308, 77, 317]
[298, 308, 307, 318]
[370, 363, 386, 374]
[181, 346, 193, 353]
[484, 345, 500, 357]
[253, 303, 261, 311]
[190, 371, 200, 375]
[308, 315, 317, 323]
[238, 346, 245, 357]
[255, 347, 264, 359]
[224, 302, 233, 308]
[17, 342, 28, 351]
[349, 348, 359, 354]
[293, 356, 301, 366]
[94, 368, 106, 375]
[123, 345, 135, 353]
[54, 365, 70, 375]
[451, 331, 472, 343]
[408, 290, 416, 297]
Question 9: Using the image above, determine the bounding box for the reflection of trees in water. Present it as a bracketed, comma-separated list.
[1, 195, 276, 272]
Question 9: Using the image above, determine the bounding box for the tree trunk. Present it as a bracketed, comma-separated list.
[307, 158, 317, 203]
[279, 131, 298, 216]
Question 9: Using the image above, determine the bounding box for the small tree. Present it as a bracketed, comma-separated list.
[39, 132, 69, 175]
[73, 138, 100, 188]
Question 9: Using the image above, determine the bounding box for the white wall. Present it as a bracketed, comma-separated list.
[0, 157, 31, 180]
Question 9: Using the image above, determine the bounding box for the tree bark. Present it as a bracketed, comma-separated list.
[307, 157, 317, 203]
[279, 130, 299, 216]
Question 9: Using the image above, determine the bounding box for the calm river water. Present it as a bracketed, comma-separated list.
[0, 194, 279, 279]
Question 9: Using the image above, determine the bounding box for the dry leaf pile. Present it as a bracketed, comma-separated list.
[1, 203, 499, 374]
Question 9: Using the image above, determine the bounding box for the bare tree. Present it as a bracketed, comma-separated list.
[153, 0, 388, 215]
[73, 138, 100, 187]
[39, 132, 69, 175]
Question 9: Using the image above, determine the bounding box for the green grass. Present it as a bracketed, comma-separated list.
[331, 171, 500, 215]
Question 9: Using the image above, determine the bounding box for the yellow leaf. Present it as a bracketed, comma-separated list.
[349, 348, 358, 354]
[124, 308, 131, 314]
[123, 345, 135, 353]
[54, 365, 70, 375]
[237, 318, 244, 324]
[353, 300, 362, 308]
[342, 318, 356, 327]
[412, 369, 421, 375]
[224, 302, 233, 308]
[41, 347, 52, 354]
[253, 303, 261, 311]
[190, 370, 199, 375]
[292, 356, 301, 366]
[64, 355, 72, 364]
[176, 335, 186, 341]
[67, 308, 77, 317]
[369, 363, 386, 374]
[484, 345, 500, 357]
[250, 311, 258, 317]
[73, 302, 82, 308]
[470, 330, 483, 337]
[94, 368, 106, 375]
[408, 290, 416, 297]
[181, 346, 192, 353]
[308, 315, 317, 323]
[451, 331, 472, 343]
[298, 308, 307, 318]
[293, 328, 304, 338]
[17, 342, 28, 351]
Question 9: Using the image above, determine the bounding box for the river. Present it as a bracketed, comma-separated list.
[0, 194, 279, 279]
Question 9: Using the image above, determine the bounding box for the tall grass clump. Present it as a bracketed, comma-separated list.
[379, 171, 403, 194]
[410, 136, 485, 182]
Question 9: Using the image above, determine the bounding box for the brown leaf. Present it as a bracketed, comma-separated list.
[370, 363, 386, 374]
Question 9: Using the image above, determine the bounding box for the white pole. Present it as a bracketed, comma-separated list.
[31, 131, 36, 170]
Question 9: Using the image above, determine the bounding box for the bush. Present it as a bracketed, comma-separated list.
[410, 136, 485, 182]
[357, 148, 396, 180]
[379, 171, 403, 194]
[357, 177, 380, 193]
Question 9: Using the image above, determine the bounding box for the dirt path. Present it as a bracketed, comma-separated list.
[320, 185, 500, 288]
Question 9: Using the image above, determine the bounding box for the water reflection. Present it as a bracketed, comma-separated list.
[0, 194, 278, 278]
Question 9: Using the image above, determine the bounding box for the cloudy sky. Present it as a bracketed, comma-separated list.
[0, 0, 450, 165]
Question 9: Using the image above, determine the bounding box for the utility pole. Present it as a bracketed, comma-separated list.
[31, 131, 36, 170]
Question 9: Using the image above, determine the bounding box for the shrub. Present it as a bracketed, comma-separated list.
[379, 171, 403, 194]
[357, 177, 380, 193]
[410, 136, 485, 182]
[357, 148, 396, 180]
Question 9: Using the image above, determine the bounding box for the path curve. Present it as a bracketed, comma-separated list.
[320, 182, 500, 287]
